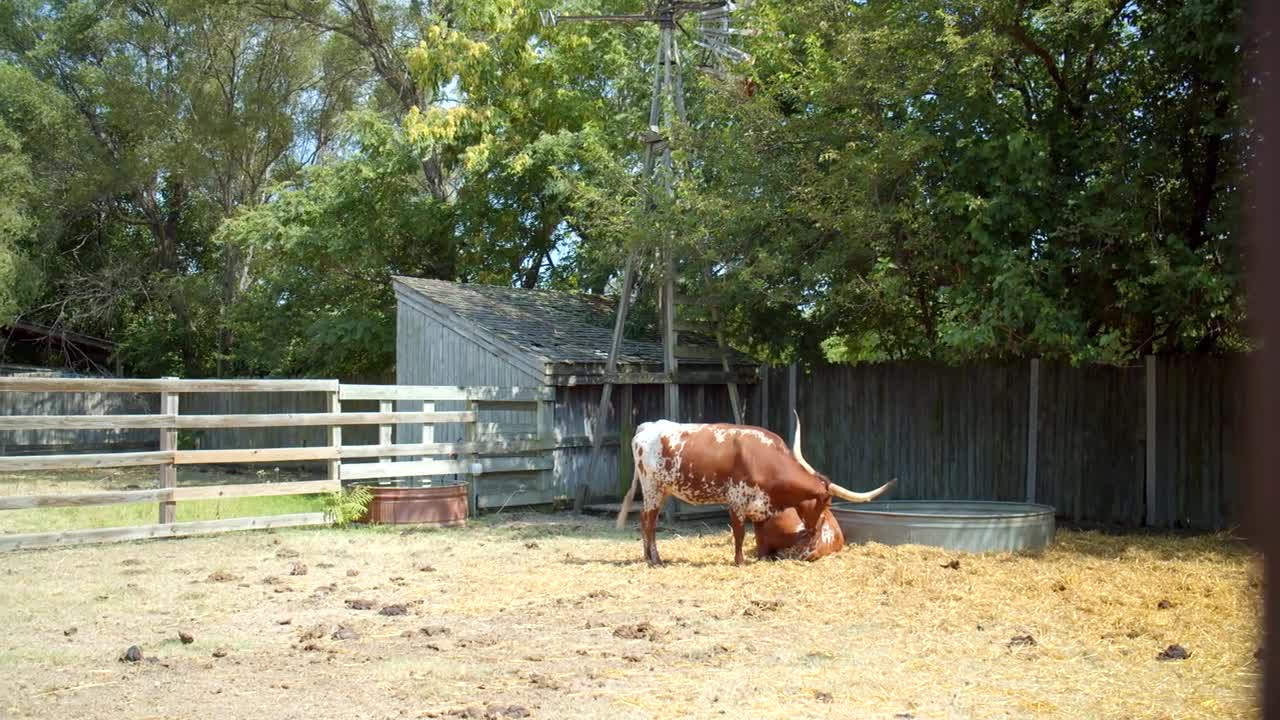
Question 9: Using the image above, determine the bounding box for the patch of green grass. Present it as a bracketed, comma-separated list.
[0, 494, 325, 534]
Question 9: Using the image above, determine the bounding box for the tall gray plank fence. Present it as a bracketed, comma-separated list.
[0, 367, 156, 455]
[779, 362, 1028, 503]
[1035, 362, 1145, 526]
[1155, 356, 1245, 530]
[759, 355, 1246, 531]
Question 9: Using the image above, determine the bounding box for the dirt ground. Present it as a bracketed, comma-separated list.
[0, 513, 1261, 720]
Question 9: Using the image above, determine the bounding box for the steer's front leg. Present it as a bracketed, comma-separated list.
[729, 513, 747, 566]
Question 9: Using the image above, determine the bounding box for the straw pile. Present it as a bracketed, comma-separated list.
[432, 516, 1261, 719]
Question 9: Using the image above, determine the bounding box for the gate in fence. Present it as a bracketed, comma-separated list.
[0, 377, 554, 551]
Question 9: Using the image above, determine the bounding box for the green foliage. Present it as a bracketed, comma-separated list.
[0, 0, 1254, 375]
[322, 484, 373, 528]
[0, 121, 37, 321]
[0, 0, 366, 374]
[216, 112, 455, 377]
[668, 0, 1251, 364]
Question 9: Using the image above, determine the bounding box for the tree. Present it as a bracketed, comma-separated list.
[665, 0, 1249, 364]
[1, 0, 363, 375]
[0, 120, 37, 320]
[215, 113, 455, 377]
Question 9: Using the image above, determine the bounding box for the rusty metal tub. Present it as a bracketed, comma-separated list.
[358, 481, 468, 527]
[830, 500, 1056, 553]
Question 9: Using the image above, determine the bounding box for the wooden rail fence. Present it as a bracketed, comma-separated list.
[0, 377, 554, 551]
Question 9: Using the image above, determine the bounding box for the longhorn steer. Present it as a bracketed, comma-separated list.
[753, 500, 845, 561]
[617, 414, 895, 566]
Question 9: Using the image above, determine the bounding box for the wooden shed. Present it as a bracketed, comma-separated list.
[392, 276, 760, 514]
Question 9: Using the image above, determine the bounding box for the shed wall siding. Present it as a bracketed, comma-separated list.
[395, 298, 541, 446]
[393, 297, 554, 506]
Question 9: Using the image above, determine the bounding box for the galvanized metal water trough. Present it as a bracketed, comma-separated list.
[830, 500, 1056, 553]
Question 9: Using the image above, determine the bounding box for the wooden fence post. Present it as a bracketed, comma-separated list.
[421, 401, 434, 464]
[465, 398, 479, 517]
[535, 394, 557, 508]
[1026, 359, 1040, 503]
[158, 377, 178, 524]
[379, 400, 393, 466]
[1145, 355, 1158, 527]
[328, 389, 342, 487]
[617, 386, 634, 499]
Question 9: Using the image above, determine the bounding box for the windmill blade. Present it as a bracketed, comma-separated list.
[699, 26, 762, 37]
[691, 37, 752, 64]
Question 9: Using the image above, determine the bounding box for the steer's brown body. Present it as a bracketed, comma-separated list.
[618, 417, 893, 566]
[753, 501, 845, 561]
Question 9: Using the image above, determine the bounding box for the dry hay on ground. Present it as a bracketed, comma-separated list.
[0, 512, 1261, 719]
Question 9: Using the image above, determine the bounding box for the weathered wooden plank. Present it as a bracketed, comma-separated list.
[174, 411, 475, 429]
[173, 479, 339, 501]
[173, 440, 550, 465]
[0, 381, 156, 452]
[1026, 359, 1040, 503]
[378, 401, 393, 464]
[0, 378, 338, 393]
[177, 447, 334, 464]
[339, 384, 552, 402]
[158, 383, 178, 524]
[0, 414, 177, 431]
[339, 456, 552, 482]
[1037, 362, 1144, 525]
[0, 410, 474, 432]
[464, 399, 480, 515]
[177, 390, 336, 454]
[327, 390, 342, 485]
[1145, 355, 1158, 526]
[618, 385, 635, 498]
[0, 451, 174, 471]
[0, 513, 327, 552]
[0, 488, 172, 510]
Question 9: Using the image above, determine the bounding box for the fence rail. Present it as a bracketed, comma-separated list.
[0, 377, 555, 551]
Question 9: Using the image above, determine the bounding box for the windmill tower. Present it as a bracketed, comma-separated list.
[540, 1, 756, 509]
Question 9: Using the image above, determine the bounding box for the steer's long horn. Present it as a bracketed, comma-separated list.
[829, 477, 898, 503]
[792, 409, 818, 475]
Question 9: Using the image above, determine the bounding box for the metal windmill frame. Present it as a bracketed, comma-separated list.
[540, 1, 755, 512]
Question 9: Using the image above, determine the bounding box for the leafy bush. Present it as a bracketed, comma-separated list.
[322, 485, 373, 528]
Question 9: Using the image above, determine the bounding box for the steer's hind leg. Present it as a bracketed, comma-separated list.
[730, 513, 747, 566]
[640, 495, 666, 567]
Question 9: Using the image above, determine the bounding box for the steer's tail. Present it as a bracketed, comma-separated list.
[615, 474, 640, 529]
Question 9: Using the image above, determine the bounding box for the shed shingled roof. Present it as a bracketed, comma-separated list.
[392, 276, 756, 368]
